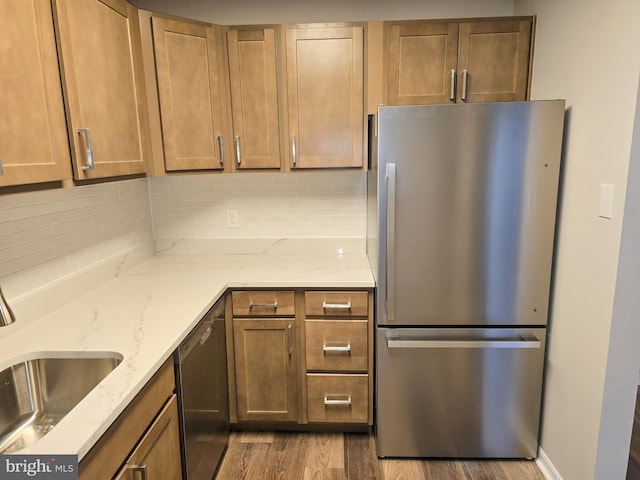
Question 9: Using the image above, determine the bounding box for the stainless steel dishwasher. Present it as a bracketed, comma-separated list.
[175, 297, 228, 479]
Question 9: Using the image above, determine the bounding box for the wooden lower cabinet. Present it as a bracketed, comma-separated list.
[233, 317, 298, 422]
[307, 374, 368, 423]
[114, 395, 182, 480]
[79, 358, 180, 480]
[227, 288, 373, 428]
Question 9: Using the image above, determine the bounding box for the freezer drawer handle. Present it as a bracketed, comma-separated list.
[322, 302, 351, 310]
[324, 395, 352, 406]
[323, 343, 351, 353]
[386, 337, 541, 349]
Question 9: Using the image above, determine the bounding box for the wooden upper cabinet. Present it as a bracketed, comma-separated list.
[227, 27, 281, 170]
[0, 0, 71, 187]
[456, 19, 532, 103]
[152, 17, 227, 172]
[386, 22, 459, 105]
[385, 17, 533, 105]
[53, 0, 149, 180]
[284, 26, 364, 169]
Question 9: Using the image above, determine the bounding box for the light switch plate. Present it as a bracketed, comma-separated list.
[599, 184, 614, 219]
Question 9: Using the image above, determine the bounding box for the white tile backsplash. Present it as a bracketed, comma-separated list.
[148, 171, 367, 239]
[0, 171, 367, 304]
[0, 179, 154, 298]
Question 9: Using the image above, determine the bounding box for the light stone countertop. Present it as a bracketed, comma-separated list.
[0, 248, 374, 460]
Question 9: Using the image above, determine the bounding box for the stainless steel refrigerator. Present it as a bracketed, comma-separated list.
[367, 100, 565, 458]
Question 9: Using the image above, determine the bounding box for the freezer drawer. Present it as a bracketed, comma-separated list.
[376, 327, 546, 458]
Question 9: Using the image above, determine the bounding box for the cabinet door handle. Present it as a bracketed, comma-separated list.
[77, 128, 95, 171]
[449, 69, 456, 101]
[217, 135, 225, 165]
[461, 69, 468, 101]
[291, 135, 297, 166]
[128, 464, 147, 480]
[0, 153, 4, 176]
[322, 302, 351, 310]
[323, 343, 351, 353]
[324, 395, 352, 406]
[235, 135, 241, 165]
[288, 324, 294, 356]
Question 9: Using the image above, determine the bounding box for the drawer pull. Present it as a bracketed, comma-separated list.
[322, 343, 351, 353]
[324, 395, 352, 406]
[249, 302, 278, 309]
[128, 465, 147, 480]
[322, 302, 351, 310]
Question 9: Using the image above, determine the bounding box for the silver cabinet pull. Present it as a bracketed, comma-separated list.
[0, 153, 4, 175]
[322, 343, 351, 353]
[449, 69, 456, 101]
[217, 135, 225, 165]
[291, 135, 297, 166]
[234, 135, 241, 165]
[248, 302, 278, 309]
[461, 69, 468, 101]
[324, 395, 352, 406]
[385, 163, 396, 322]
[386, 337, 541, 349]
[322, 302, 351, 310]
[77, 128, 95, 171]
[128, 465, 147, 480]
[288, 324, 294, 356]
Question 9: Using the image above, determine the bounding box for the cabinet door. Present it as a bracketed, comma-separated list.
[233, 318, 297, 421]
[0, 0, 71, 187]
[456, 19, 532, 103]
[114, 395, 182, 480]
[227, 28, 280, 170]
[153, 17, 227, 171]
[53, 0, 148, 179]
[386, 22, 459, 105]
[285, 26, 364, 169]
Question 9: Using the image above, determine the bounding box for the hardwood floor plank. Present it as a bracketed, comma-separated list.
[345, 432, 379, 480]
[461, 460, 509, 480]
[304, 467, 347, 480]
[498, 460, 547, 480]
[265, 432, 309, 480]
[380, 458, 428, 480]
[305, 433, 345, 470]
[235, 430, 275, 444]
[216, 441, 270, 480]
[423, 460, 466, 480]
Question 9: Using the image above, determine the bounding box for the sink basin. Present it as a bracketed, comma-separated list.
[0, 353, 122, 453]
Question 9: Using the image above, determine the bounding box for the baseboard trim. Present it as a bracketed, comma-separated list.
[536, 448, 563, 480]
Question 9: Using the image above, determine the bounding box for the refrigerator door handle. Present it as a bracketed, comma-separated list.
[386, 337, 541, 349]
[386, 163, 396, 322]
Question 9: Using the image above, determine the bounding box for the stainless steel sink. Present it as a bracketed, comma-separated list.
[0, 353, 122, 453]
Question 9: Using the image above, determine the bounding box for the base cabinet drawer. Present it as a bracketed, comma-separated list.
[305, 320, 368, 372]
[307, 374, 368, 423]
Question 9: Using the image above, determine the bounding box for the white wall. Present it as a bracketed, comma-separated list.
[130, 0, 513, 25]
[514, 1, 640, 478]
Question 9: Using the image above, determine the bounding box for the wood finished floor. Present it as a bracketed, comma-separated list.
[215, 431, 546, 480]
[627, 388, 640, 479]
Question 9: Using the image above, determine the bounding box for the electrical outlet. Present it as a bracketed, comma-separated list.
[226, 209, 239, 228]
